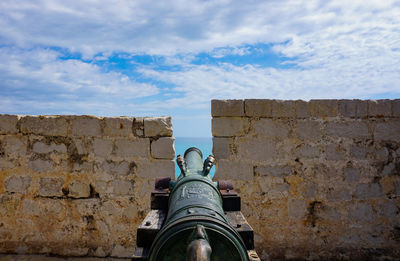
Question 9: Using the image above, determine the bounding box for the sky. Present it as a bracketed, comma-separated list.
[0, 0, 399, 137]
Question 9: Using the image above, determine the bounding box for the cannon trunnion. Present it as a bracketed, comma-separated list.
[132, 148, 260, 261]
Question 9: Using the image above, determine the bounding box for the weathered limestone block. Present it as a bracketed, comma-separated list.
[92, 181, 107, 196]
[211, 99, 244, 116]
[23, 199, 40, 215]
[101, 161, 135, 177]
[114, 138, 149, 158]
[93, 246, 108, 257]
[130, 177, 153, 203]
[325, 120, 369, 139]
[20, 116, 68, 136]
[350, 144, 367, 159]
[103, 117, 134, 137]
[121, 205, 139, 221]
[3, 136, 27, 157]
[71, 138, 90, 155]
[368, 99, 392, 117]
[256, 176, 290, 199]
[325, 144, 347, 161]
[392, 99, 400, 117]
[302, 183, 317, 198]
[295, 120, 322, 140]
[376, 199, 399, 218]
[68, 181, 90, 198]
[27, 158, 54, 172]
[271, 183, 290, 199]
[212, 117, 248, 137]
[0, 194, 17, 216]
[93, 138, 113, 158]
[310, 163, 338, 179]
[253, 119, 290, 139]
[111, 180, 134, 195]
[309, 100, 338, 117]
[288, 199, 307, 220]
[254, 165, 292, 177]
[32, 141, 67, 154]
[0, 115, 18, 134]
[237, 138, 275, 161]
[373, 145, 390, 163]
[143, 117, 172, 137]
[326, 187, 351, 202]
[338, 100, 368, 118]
[271, 100, 296, 118]
[315, 203, 341, 221]
[216, 159, 253, 180]
[73, 161, 93, 173]
[381, 162, 396, 176]
[100, 199, 123, 218]
[294, 100, 311, 118]
[0, 158, 14, 170]
[4, 176, 31, 193]
[244, 99, 273, 117]
[71, 116, 102, 137]
[294, 144, 320, 159]
[243, 99, 365, 118]
[379, 175, 400, 198]
[374, 120, 400, 141]
[348, 202, 374, 222]
[111, 244, 134, 258]
[136, 159, 175, 178]
[354, 183, 384, 199]
[344, 167, 361, 183]
[151, 137, 175, 159]
[38, 177, 64, 197]
[212, 137, 231, 159]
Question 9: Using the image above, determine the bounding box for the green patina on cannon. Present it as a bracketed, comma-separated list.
[133, 147, 260, 261]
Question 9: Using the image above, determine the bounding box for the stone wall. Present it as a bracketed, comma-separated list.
[212, 99, 400, 260]
[0, 115, 175, 259]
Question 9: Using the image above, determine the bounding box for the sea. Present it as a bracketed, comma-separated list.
[174, 137, 215, 178]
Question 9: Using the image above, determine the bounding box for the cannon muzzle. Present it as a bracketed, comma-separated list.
[177, 147, 215, 177]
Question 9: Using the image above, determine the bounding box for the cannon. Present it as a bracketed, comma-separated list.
[133, 147, 260, 261]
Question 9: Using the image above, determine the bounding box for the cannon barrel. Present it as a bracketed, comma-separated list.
[133, 147, 259, 261]
[148, 147, 249, 261]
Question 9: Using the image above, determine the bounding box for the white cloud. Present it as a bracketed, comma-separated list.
[1, 0, 399, 63]
[0, 47, 159, 114]
[210, 46, 251, 58]
[138, 58, 400, 105]
[132, 0, 400, 105]
[0, 0, 348, 56]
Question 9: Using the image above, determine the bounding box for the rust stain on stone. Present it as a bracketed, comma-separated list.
[304, 201, 322, 227]
[286, 175, 304, 197]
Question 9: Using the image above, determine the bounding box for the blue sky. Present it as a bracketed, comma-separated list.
[1, 0, 399, 137]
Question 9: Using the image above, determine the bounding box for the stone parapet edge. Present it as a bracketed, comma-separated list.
[0, 115, 173, 138]
[211, 99, 400, 118]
